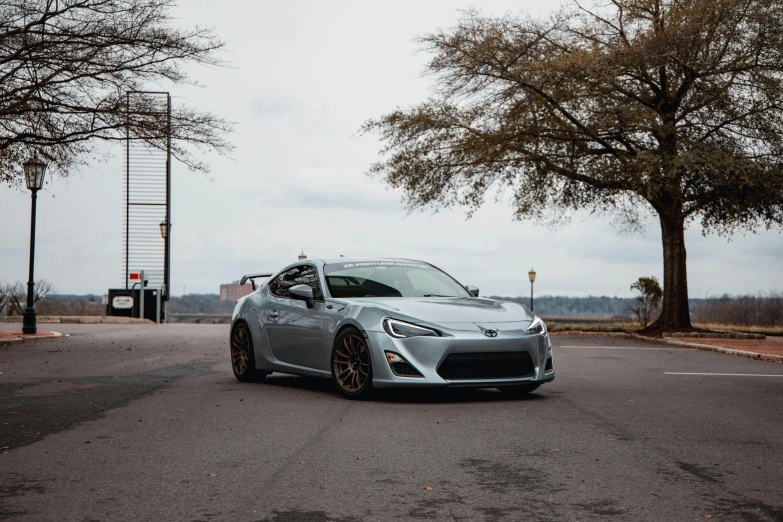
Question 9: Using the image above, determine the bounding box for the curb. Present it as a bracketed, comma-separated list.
[665, 332, 766, 340]
[0, 331, 63, 345]
[626, 334, 783, 364]
[0, 316, 153, 325]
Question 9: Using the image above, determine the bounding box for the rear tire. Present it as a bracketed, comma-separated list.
[497, 383, 540, 397]
[331, 328, 373, 399]
[231, 322, 267, 382]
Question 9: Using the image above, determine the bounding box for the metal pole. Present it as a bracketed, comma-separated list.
[22, 190, 38, 334]
[530, 280, 534, 313]
[139, 270, 145, 321]
[164, 94, 171, 323]
[125, 92, 130, 289]
[155, 287, 161, 324]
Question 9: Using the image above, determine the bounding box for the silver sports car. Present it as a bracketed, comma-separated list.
[230, 258, 554, 398]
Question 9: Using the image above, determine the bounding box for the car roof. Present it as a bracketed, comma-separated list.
[316, 257, 429, 265]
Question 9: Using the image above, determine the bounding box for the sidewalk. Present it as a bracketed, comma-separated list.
[676, 336, 783, 356]
[691, 336, 783, 357]
[0, 330, 62, 344]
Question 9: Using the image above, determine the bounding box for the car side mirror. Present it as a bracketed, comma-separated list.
[289, 284, 315, 308]
[466, 285, 479, 297]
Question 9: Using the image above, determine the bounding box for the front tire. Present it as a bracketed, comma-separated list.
[331, 328, 373, 398]
[497, 383, 540, 397]
[231, 322, 267, 382]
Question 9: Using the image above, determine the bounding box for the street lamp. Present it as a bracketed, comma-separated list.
[22, 158, 47, 335]
[159, 221, 169, 239]
[528, 267, 537, 312]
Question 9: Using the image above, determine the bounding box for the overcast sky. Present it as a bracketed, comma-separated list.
[1, 0, 781, 298]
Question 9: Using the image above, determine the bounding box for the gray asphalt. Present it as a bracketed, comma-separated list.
[1, 324, 782, 521]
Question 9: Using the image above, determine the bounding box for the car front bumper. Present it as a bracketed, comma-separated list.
[366, 326, 555, 388]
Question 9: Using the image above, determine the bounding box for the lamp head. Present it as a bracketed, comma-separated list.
[528, 268, 536, 283]
[23, 158, 47, 191]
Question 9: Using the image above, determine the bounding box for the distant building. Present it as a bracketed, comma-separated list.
[219, 284, 253, 302]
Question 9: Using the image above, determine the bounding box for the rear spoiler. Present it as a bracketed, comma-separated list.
[240, 273, 274, 290]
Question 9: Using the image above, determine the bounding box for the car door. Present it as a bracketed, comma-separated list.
[265, 265, 328, 370]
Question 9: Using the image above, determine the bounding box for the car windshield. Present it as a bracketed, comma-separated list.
[324, 262, 470, 299]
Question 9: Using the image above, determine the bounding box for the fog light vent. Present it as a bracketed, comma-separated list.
[386, 352, 423, 378]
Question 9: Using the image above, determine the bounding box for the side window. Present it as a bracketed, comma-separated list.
[295, 265, 324, 301]
[268, 265, 324, 301]
[268, 271, 291, 298]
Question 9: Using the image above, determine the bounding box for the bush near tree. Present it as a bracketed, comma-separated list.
[629, 276, 664, 327]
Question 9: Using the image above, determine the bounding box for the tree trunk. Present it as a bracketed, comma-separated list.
[653, 213, 692, 329]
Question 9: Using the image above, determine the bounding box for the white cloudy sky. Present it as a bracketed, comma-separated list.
[1, 0, 781, 298]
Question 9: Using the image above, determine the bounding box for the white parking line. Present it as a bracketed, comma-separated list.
[559, 346, 696, 351]
[664, 372, 783, 377]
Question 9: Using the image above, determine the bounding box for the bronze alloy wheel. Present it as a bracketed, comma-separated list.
[231, 325, 250, 375]
[230, 323, 265, 382]
[333, 333, 371, 394]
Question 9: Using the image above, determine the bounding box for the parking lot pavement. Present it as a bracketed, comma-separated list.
[1, 326, 782, 521]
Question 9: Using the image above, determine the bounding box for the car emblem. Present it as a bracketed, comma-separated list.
[484, 330, 498, 338]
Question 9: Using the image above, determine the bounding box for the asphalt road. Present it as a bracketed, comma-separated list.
[1, 324, 782, 521]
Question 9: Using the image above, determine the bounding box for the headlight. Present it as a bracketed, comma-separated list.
[526, 316, 546, 335]
[383, 318, 438, 338]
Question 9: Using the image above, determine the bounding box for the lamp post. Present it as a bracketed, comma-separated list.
[22, 158, 47, 335]
[528, 267, 536, 313]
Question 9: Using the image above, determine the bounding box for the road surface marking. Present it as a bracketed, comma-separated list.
[559, 346, 696, 351]
[664, 372, 783, 377]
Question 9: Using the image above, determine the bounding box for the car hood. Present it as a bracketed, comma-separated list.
[351, 297, 533, 328]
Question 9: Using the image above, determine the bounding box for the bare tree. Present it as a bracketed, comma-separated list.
[364, 0, 783, 330]
[691, 291, 783, 326]
[3, 279, 55, 315]
[760, 291, 783, 326]
[0, 0, 233, 186]
[0, 281, 22, 315]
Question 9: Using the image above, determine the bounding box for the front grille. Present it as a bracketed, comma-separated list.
[391, 362, 423, 377]
[437, 351, 534, 380]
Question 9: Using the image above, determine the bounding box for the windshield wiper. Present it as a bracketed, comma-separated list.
[423, 294, 453, 297]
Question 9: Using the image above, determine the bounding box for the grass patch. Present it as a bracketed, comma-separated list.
[547, 321, 640, 333]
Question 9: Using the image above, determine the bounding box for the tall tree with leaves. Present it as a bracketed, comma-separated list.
[0, 0, 233, 186]
[364, 0, 783, 330]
